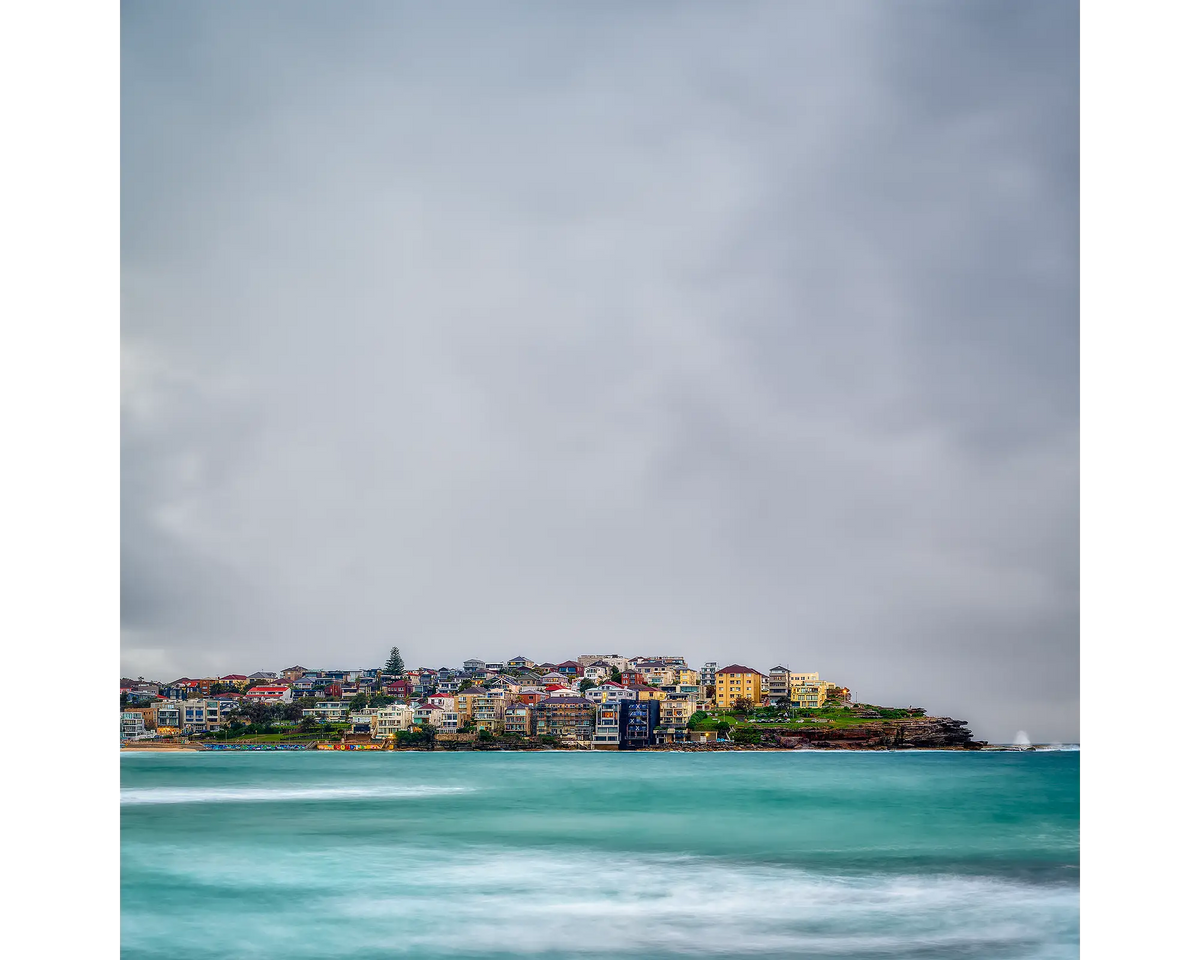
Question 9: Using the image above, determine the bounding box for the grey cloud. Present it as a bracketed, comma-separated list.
[122, 0, 1078, 742]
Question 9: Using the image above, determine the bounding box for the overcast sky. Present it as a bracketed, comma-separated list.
[121, 0, 1078, 743]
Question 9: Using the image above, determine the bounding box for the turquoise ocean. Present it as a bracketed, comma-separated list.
[122, 750, 1079, 959]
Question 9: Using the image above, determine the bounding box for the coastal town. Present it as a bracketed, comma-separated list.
[121, 651, 984, 751]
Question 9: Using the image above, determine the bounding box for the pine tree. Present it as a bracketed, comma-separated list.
[384, 647, 404, 676]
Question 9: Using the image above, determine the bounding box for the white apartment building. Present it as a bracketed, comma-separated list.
[154, 703, 181, 730]
[302, 701, 349, 722]
[348, 709, 377, 728]
[585, 683, 637, 705]
[244, 685, 293, 703]
[582, 662, 617, 682]
[181, 698, 237, 732]
[370, 705, 414, 740]
[768, 666, 792, 703]
[120, 712, 146, 738]
[593, 701, 622, 747]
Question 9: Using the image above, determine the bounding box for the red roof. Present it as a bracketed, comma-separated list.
[246, 685, 290, 695]
[717, 664, 762, 675]
[221, 674, 247, 681]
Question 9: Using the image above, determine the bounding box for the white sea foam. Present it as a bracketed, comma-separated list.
[325, 848, 1078, 957]
[126, 844, 1079, 958]
[120, 784, 473, 805]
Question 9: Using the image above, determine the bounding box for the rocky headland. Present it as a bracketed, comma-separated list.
[759, 716, 983, 750]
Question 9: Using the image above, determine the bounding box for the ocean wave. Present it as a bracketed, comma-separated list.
[121, 784, 473, 805]
[328, 851, 1077, 957]
[122, 751, 1079, 959]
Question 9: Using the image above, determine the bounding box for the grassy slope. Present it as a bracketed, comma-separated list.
[690, 705, 924, 732]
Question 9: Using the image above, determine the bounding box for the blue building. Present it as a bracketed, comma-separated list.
[619, 699, 660, 749]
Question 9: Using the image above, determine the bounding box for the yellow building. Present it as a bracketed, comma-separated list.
[626, 683, 669, 702]
[659, 697, 697, 729]
[787, 672, 819, 704]
[640, 662, 677, 686]
[675, 668, 699, 686]
[126, 705, 158, 730]
[471, 692, 513, 733]
[456, 687, 488, 730]
[714, 665, 764, 709]
[789, 678, 837, 708]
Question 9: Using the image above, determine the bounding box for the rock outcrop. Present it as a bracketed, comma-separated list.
[763, 717, 983, 750]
